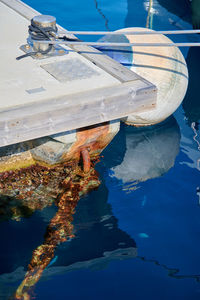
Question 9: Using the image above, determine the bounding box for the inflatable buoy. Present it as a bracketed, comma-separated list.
[98, 27, 188, 126]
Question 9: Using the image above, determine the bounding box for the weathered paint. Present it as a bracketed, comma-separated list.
[62, 122, 115, 161]
[0, 121, 120, 173]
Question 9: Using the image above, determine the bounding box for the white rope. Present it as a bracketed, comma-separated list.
[58, 29, 200, 35]
[40, 40, 200, 47]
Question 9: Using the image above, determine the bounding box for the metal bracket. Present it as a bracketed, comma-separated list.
[20, 43, 68, 59]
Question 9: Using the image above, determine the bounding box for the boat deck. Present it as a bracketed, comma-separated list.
[0, 0, 157, 147]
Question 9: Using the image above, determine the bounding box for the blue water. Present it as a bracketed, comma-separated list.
[1, 0, 200, 299]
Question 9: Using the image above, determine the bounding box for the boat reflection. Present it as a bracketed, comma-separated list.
[111, 117, 180, 188]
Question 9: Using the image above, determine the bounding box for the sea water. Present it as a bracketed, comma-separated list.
[0, 0, 200, 299]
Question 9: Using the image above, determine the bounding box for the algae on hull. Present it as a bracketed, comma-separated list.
[0, 121, 119, 173]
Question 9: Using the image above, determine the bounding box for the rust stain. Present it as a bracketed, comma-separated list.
[0, 123, 115, 298]
[0, 122, 113, 174]
[0, 124, 111, 220]
[81, 148, 91, 173]
[63, 122, 112, 162]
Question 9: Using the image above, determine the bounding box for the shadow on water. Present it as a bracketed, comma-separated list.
[96, 34, 133, 69]
[125, 0, 200, 32]
[156, 0, 192, 24]
[182, 46, 200, 126]
[56, 183, 137, 268]
[125, 0, 191, 28]
[157, 0, 200, 30]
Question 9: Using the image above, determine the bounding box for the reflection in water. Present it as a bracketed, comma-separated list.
[137, 256, 200, 282]
[183, 47, 200, 126]
[0, 116, 198, 299]
[145, 0, 154, 29]
[125, 0, 197, 32]
[0, 163, 80, 222]
[0, 161, 100, 299]
[14, 166, 100, 300]
[183, 46, 200, 198]
[111, 117, 180, 189]
[0, 158, 137, 299]
[94, 0, 110, 31]
[156, 0, 191, 24]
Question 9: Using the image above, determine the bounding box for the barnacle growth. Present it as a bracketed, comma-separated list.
[13, 164, 100, 300]
[0, 122, 118, 221]
[0, 154, 100, 299]
[0, 121, 119, 173]
[0, 122, 120, 299]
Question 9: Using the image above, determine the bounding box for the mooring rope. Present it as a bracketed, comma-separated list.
[16, 28, 200, 60]
[57, 29, 200, 35]
[16, 19, 56, 60]
[37, 40, 200, 47]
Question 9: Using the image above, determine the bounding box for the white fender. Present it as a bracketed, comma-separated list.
[100, 27, 188, 126]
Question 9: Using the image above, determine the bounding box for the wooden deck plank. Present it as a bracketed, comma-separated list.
[0, 81, 156, 147]
[0, 0, 38, 20]
[0, 0, 157, 147]
[0, 1, 120, 110]
[1, 0, 148, 84]
[68, 44, 140, 82]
